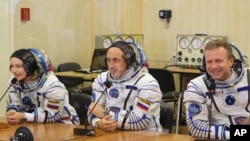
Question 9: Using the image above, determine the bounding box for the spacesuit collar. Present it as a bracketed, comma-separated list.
[215, 69, 238, 86]
[108, 66, 143, 83]
[18, 73, 47, 92]
[109, 67, 134, 81]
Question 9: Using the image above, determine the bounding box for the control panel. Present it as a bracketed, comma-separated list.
[95, 34, 143, 48]
[176, 34, 227, 67]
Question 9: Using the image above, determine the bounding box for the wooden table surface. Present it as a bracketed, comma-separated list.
[166, 66, 200, 74]
[53, 67, 200, 81]
[54, 71, 99, 81]
[0, 117, 195, 141]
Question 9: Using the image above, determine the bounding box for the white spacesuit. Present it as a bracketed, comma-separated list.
[7, 48, 79, 124]
[88, 41, 163, 132]
[184, 68, 250, 140]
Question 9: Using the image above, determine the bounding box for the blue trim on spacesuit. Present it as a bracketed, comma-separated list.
[237, 85, 250, 92]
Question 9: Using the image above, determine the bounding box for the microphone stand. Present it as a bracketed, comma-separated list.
[194, 94, 217, 141]
[73, 81, 112, 136]
[207, 79, 216, 141]
[195, 79, 229, 141]
[208, 94, 212, 141]
[194, 94, 213, 141]
[73, 90, 106, 136]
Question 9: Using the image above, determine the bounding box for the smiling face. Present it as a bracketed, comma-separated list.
[10, 57, 28, 81]
[205, 46, 234, 81]
[106, 47, 127, 78]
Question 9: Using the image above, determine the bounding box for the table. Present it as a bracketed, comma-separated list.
[0, 118, 195, 141]
[54, 71, 99, 81]
[166, 66, 200, 74]
[166, 66, 200, 91]
[54, 67, 200, 85]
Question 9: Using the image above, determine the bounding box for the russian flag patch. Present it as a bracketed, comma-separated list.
[136, 98, 151, 112]
[47, 100, 60, 110]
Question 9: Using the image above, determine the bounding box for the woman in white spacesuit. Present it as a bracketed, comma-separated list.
[88, 41, 167, 132]
[6, 48, 79, 125]
[183, 39, 250, 140]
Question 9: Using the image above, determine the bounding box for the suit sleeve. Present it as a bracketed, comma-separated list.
[183, 80, 230, 140]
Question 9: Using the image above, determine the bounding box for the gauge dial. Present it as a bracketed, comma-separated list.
[114, 36, 123, 42]
[191, 37, 202, 50]
[203, 37, 212, 47]
[125, 36, 134, 43]
[102, 37, 112, 48]
[179, 36, 190, 49]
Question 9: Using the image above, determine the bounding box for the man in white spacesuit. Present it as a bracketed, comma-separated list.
[6, 48, 79, 125]
[88, 41, 165, 132]
[183, 39, 250, 140]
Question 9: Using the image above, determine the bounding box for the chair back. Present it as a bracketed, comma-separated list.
[57, 62, 84, 87]
[148, 68, 183, 134]
[68, 90, 91, 125]
[148, 68, 176, 93]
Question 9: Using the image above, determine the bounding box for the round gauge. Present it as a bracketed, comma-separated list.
[125, 36, 134, 43]
[114, 36, 123, 42]
[191, 37, 202, 50]
[102, 37, 112, 48]
[179, 36, 190, 49]
[203, 37, 212, 47]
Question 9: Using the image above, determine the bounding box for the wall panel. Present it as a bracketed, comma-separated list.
[1, 0, 249, 116]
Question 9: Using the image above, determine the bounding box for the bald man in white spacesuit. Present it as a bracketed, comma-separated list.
[183, 39, 250, 140]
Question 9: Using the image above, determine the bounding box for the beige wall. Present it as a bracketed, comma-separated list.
[1, 0, 250, 116]
[0, 1, 13, 117]
[12, 0, 250, 69]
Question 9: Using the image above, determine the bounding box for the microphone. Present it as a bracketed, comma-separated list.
[207, 79, 215, 97]
[0, 78, 17, 102]
[73, 80, 112, 136]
